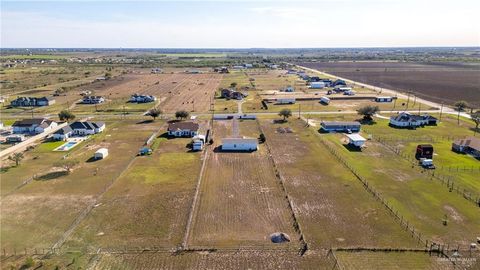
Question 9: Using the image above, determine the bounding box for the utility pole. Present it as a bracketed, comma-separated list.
[418, 102, 421, 114]
[123, 105, 126, 119]
[31, 108, 34, 119]
[413, 95, 416, 107]
[406, 92, 411, 109]
[439, 103, 444, 121]
[298, 104, 301, 119]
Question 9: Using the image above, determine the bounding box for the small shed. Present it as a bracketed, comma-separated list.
[416, 144, 433, 159]
[345, 134, 366, 148]
[375, 96, 393, 102]
[139, 147, 152, 156]
[94, 148, 109, 160]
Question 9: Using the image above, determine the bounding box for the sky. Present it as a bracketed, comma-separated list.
[1, 0, 480, 48]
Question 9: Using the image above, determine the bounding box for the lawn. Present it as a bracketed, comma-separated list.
[64, 125, 202, 250]
[0, 120, 161, 250]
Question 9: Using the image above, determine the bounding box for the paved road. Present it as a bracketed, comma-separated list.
[0, 122, 68, 159]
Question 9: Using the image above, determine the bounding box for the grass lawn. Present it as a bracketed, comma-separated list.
[64, 127, 201, 249]
[1, 120, 161, 250]
[322, 132, 479, 247]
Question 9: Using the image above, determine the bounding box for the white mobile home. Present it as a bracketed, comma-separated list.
[222, 137, 258, 151]
[310, 82, 325, 89]
[277, 98, 296, 104]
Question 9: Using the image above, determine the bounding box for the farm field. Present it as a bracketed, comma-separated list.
[259, 119, 419, 249]
[298, 62, 480, 108]
[0, 120, 160, 250]
[189, 119, 299, 248]
[64, 122, 203, 250]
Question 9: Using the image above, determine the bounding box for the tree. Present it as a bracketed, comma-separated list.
[58, 110, 76, 122]
[357, 105, 380, 122]
[146, 108, 162, 121]
[230, 82, 237, 88]
[54, 159, 79, 174]
[259, 133, 266, 143]
[454, 101, 468, 125]
[104, 72, 112, 80]
[278, 109, 292, 122]
[8, 152, 24, 166]
[471, 110, 480, 136]
[175, 110, 189, 120]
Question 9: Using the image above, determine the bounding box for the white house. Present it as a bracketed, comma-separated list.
[389, 112, 438, 128]
[168, 122, 199, 137]
[94, 148, 109, 159]
[221, 137, 258, 151]
[12, 118, 57, 134]
[345, 133, 367, 148]
[192, 135, 206, 151]
[52, 121, 105, 140]
[310, 82, 325, 89]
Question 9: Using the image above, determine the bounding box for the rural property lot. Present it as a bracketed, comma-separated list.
[299, 62, 480, 108]
[322, 131, 480, 247]
[0, 120, 159, 250]
[189, 119, 298, 248]
[64, 123, 202, 250]
[259, 119, 418, 249]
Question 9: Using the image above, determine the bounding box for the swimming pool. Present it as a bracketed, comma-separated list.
[54, 141, 78, 151]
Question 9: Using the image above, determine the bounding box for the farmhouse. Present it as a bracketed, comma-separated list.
[345, 133, 367, 148]
[221, 137, 258, 151]
[389, 112, 438, 128]
[130, 93, 156, 103]
[167, 121, 199, 137]
[12, 118, 57, 134]
[11, 96, 56, 107]
[332, 79, 347, 87]
[375, 96, 394, 102]
[320, 121, 361, 133]
[82, 96, 105, 104]
[220, 88, 246, 100]
[452, 137, 480, 157]
[52, 121, 105, 140]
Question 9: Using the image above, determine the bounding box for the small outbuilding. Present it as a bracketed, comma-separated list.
[375, 96, 394, 102]
[345, 133, 367, 148]
[94, 148, 109, 160]
[416, 144, 434, 159]
[310, 82, 325, 89]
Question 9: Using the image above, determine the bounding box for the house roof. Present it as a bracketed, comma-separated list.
[321, 121, 361, 127]
[70, 121, 105, 130]
[168, 121, 199, 132]
[12, 118, 52, 127]
[54, 126, 73, 135]
[346, 133, 366, 142]
[453, 137, 480, 151]
[222, 137, 258, 144]
[391, 112, 437, 123]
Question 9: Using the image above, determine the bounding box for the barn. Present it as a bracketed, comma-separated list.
[221, 137, 258, 151]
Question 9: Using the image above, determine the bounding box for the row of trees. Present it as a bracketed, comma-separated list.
[145, 109, 190, 121]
